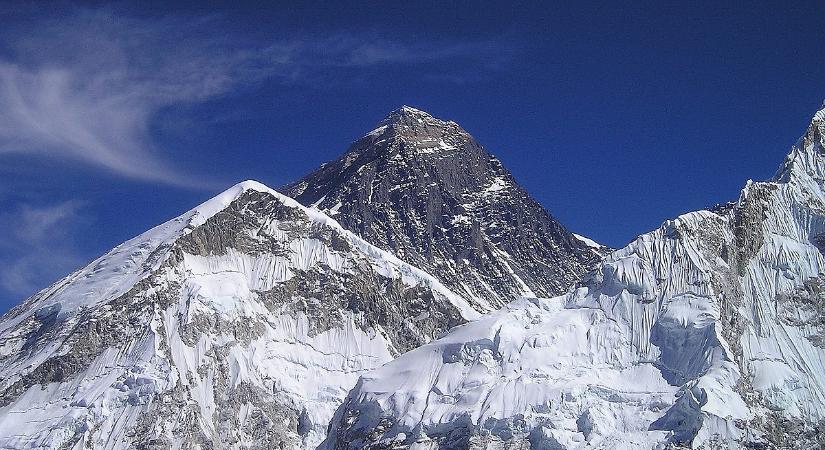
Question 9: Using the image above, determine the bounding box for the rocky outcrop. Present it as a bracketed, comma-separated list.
[0, 182, 478, 450]
[284, 106, 606, 311]
[321, 106, 825, 449]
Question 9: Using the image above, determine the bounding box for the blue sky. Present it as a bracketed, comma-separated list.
[0, 1, 823, 312]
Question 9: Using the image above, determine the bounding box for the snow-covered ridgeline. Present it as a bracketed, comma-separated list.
[322, 107, 825, 449]
[0, 181, 479, 449]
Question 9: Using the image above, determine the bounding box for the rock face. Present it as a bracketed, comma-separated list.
[0, 181, 480, 450]
[284, 106, 606, 311]
[321, 106, 825, 450]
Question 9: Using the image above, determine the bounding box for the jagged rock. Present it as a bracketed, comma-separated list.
[284, 106, 607, 310]
[0, 182, 479, 450]
[321, 105, 825, 449]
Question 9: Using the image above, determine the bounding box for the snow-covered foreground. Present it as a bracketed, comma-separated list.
[322, 107, 825, 449]
[2, 104, 825, 450]
[325, 295, 681, 449]
[0, 181, 478, 449]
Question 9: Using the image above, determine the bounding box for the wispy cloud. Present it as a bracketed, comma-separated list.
[0, 7, 513, 306]
[262, 34, 510, 71]
[0, 8, 511, 188]
[0, 201, 87, 298]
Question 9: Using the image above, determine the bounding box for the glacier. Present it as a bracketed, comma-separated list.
[0, 181, 480, 449]
[2, 103, 825, 450]
[321, 107, 825, 449]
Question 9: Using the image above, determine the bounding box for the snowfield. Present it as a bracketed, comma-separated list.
[321, 106, 825, 449]
[0, 181, 478, 449]
[2, 104, 825, 450]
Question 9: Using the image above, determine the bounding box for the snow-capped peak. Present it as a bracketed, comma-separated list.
[188, 179, 279, 226]
[374, 105, 455, 133]
[0, 176, 484, 449]
[380, 104, 434, 122]
[284, 107, 604, 309]
[0, 180, 282, 328]
[322, 103, 825, 450]
[814, 99, 825, 122]
[357, 106, 458, 146]
[395, 104, 428, 115]
[773, 104, 825, 184]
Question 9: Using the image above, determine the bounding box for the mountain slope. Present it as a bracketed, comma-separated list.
[284, 106, 606, 311]
[0, 181, 479, 450]
[321, 106, 825, 449]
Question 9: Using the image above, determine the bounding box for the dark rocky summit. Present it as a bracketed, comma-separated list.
[317, 104, 825, 450]
[285, 106, 606, 310]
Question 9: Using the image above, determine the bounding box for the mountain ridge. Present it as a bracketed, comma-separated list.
[0, 179, 481, 449]
[321, 105, 825, 449]
[2, 104, 823, 449]
[285, 106, 607, 310]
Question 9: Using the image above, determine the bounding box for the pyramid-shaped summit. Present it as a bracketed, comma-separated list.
[377, 105, 435, 123]
[0, 180, 479, 449]
[321, 103, 825, 450]
[774, 101, 825, 184]
[285, 106, 606, 311]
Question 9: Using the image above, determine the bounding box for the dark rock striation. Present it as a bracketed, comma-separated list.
[285, 106, 606, 310]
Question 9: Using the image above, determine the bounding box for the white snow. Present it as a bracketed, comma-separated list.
[414, 139, 458, 155]
[572, 233, 603, 249]
[814, 100, 825, 122]
[483, 176, 509, 193]
[366, 124, 389, 137]
[7, 106, 825, 450]
[331, 296, 677, 448]
[323, 107, 825, 448]
[327, 201, 343, 216]
[0, 179, 480, 450]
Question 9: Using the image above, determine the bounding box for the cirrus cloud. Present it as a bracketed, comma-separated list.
[0, 8, 512, 188]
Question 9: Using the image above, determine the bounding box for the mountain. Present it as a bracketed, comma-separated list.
[284, 106, 606, 311]
[321, 106, 825, 449]
[0, 181, 481, 450]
